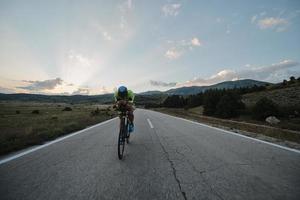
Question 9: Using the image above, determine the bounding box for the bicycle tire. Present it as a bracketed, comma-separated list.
[118, 118, 126, 160]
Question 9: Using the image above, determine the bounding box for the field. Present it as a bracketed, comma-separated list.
[0, 101, 117, 155]
[243, 84, 300, 107]
[153, 107, 300, 147]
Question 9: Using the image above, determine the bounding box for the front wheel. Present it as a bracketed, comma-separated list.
[118, 119, 126, 160]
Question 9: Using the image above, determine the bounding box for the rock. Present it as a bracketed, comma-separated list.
[265, 116, 280, 125]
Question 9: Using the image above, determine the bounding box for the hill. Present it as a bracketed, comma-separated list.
[165, 79, 270, 95]
[243, 83, 300, 107]
[0, 79, 269, 105]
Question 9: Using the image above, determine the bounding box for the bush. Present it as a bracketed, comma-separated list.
[62, 107, 72, 111]
[91, 107, 100, 116]
[51, 115, 58, 120]
[290, 76, 296, 83]
[32, 110, 40, 114]
[16, 110, 20, 114]
[215, 93, 245, 118]
[252, 97, 279, 120]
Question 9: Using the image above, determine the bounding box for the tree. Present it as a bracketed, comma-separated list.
[185, 93, 203, 108]
[162, 95, 186, 108]
[289, 76, 296, 83]
[282, 79, 288, 86]
[252, 97, 279, 120]
[215, 93, 245, 118]
[203, 89, 224, 116]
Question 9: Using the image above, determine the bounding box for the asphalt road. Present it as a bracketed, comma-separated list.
[0, 109, 299, 200]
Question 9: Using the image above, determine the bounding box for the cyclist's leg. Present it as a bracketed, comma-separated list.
[126, 104, 134, 132]
[126, 104, 134, 123]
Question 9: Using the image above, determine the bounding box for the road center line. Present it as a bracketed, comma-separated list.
[0, 117, 117, 165]
[147, 118, 154, 129]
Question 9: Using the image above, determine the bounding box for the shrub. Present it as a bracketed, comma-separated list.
[16, 110, 20, 114]
[215, 93, 245, 118]
[282, 79, 288, 86]
[62, 107, 72, 111]
[32, 110, 40, 114]
[290, 76, 296, 83]
[91, 107, 100, 116]
[51, 115, 58, 120]
[252, 97, 279, 120]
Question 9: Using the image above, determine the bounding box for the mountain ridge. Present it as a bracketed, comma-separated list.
[0, 79, 270, 103]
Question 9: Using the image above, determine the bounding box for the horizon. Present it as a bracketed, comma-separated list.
[0, 78, 281, 96]
[1, 0, 300, 95]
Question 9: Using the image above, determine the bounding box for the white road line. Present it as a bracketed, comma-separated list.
[0, 118, 117, 165]
[147, 118, 154, 129]
[149, 110, 300, 154]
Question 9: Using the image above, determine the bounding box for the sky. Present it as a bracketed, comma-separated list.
[0, 0, 300, 95]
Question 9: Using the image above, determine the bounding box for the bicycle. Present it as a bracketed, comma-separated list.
[117, 106, 130, 160]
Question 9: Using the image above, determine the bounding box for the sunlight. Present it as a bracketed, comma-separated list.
[60, 50, 103, 87]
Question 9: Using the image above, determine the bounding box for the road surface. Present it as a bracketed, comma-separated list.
[0, 109, 299, 200]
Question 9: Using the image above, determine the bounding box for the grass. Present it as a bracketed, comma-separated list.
[0, 101, 117, 155]
[153, 107, 300, 144]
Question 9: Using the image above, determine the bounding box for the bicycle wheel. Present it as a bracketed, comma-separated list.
[118, 118, 126, 160]
[126, 121, 130, 144]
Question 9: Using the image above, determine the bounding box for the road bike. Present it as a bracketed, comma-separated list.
[117, 106, 130, 160]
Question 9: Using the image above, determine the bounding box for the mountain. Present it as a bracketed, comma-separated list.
[0, 79, 270, 104]
[138, 90, 163, 95]
[165, 79, 270, 95]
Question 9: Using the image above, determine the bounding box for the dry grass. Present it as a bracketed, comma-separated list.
[154, 107, 300, 144]
[243, 85, 300, 107]
[0, 101, 117, 155]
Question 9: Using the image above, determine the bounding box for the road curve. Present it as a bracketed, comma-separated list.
[0, 109, 299, 200]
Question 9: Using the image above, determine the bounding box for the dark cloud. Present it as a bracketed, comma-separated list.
[150, 80, 177, 87]
[72, 88, 90, 95]
[18, 78, 63, 91]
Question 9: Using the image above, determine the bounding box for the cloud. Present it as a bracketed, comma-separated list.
[165, 49, 182, 60]
[72, 87, 90, 95]
[102, 31, 113, 41]
[162, 3, 181, 16]
[191, 38, 201, 46]
[0, 86, 16, 94]
[68, 52, 92, 66]
[19, 78, 63, 91]
[165, 37, 202, 60]
[257, 17, 288, 31]
[216, 17, 223, 23]
[150, 80, 177, 87]
[176, 60, 299, 87]
[251, 15, 257, 24]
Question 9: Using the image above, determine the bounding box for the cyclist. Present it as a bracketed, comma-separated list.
[114, 86, 135, 132]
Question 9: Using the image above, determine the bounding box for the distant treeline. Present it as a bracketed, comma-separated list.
[147, 76, 300, 120]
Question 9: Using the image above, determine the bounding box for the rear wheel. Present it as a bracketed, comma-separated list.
[118, 118, 126, 160]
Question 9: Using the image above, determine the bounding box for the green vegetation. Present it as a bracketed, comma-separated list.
[215, 93, 245, 118]
[252, 98, 279, 120]
[162, 95, 186, 108]
[0, 102, 117, 155]
[151, 77, 300, 140]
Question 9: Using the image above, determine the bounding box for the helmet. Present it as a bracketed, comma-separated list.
[118, 86, 128, 98]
